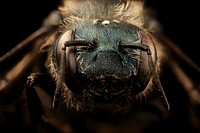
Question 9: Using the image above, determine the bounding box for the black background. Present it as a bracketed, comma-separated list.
[0, 1, 199, 132]
[1, 0, 199, 64]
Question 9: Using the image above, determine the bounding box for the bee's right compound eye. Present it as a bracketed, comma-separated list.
[51, 29, 90, 93]
[52, 30, 75, 69]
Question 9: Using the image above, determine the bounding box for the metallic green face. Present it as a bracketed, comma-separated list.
[75, 20, 141, 79]
[75, 20, 140, 47]
[53, 20, 155, 108]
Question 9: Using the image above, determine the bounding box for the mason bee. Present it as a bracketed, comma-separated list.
[0, 0, 199, 133]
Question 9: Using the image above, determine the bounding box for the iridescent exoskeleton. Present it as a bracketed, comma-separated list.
[0, 0, 199, 132]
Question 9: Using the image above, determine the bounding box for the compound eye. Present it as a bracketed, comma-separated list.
[52, 29, 78, 92]
[118, 29, 157, 93]
[52, 30, 74, 69]
[136, 30, 157, 92]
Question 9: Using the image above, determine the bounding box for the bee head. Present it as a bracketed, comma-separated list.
[51, 20, 158, 112]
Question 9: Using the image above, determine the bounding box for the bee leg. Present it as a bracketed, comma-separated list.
[25, 73, 55, 124]
[169, 60, 200, 129]
[25, 72, 73, 132]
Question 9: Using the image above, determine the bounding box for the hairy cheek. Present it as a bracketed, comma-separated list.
[76, 54, 92, 72]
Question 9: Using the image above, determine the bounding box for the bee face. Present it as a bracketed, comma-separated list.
[74, 20, 141, 79]
[51, 20, 157, 112]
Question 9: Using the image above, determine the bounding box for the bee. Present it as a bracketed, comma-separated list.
[0, 0, 199, 132]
